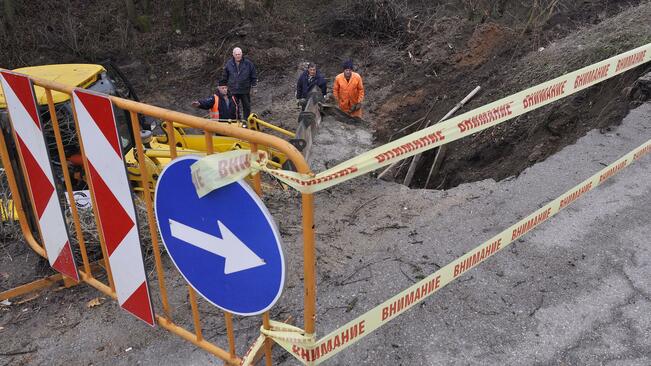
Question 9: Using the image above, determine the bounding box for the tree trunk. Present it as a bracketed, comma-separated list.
[125, 0, 151, 32]
[171, 0, 186, 32]
[2, 0, 16, 31]
[125, 0, 137, 25]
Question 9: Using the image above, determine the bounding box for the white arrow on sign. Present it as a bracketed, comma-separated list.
[169, 219, 265, 274]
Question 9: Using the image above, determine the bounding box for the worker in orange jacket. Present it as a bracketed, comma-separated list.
[333, 60, 365, 118]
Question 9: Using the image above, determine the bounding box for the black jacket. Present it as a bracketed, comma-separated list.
[197, 92, 240, 120]
[222, 57, 257, 95]
[296, 70, 327, 99]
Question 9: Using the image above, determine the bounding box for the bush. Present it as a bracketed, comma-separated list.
[318, 0, 413, 40]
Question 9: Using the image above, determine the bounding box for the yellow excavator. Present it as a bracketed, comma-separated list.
[0, 62, 296, 219]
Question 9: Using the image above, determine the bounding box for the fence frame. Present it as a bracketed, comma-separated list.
[0, 70, 318, 365]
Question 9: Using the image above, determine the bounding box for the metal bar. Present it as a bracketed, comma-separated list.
[2, 98, 51, 260]
[204, 130, 214, 155]
[404, 86, 481, 187]
[250, 116, 296, 138]
[30, 75, 309, 171]
[145, 150, 200, 159]
[0, 124, 46, 258]
[248, 159, 271, 364]
[129, 111, 173, 320]
[45, 88, 92, 276]
[1, 262, 106, 301]
[79, 269, 115, 299]
[402, 102, 443, 186]
[157, 316, 242, 365]
[224, 312, 236, 357]
[165, 121, 178, 159]
[0, 273, 65, 300]
[188, 286, 204, 341]
[68, 92, 116, 292]
[250, 143, 263, 196]
[262, 312, 273, 366]
[302, 193, 317, 334]
[25, 74, 318, 361]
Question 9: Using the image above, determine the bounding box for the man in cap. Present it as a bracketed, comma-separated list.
[333, 59, 365, 118]
[222, 47, 257, 121]
[191, 80, 240, 120]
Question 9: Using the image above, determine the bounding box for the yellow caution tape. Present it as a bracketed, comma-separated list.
[240, 320, 315, 366]
[191, 150, 268, 197]
[193, 43, 650, 195]
[239, 334, 266, 366]
[264, 138, 651, 365]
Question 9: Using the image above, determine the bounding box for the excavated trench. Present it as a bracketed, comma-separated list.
[403, 68, 651, 190]
[371, 2, 651, 190]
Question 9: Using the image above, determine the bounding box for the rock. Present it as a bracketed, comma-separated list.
[528, 143, 546, 162]
[171, 47, 209, 71]
[629, 71, 651, 102]
[265, 47, 291, 61]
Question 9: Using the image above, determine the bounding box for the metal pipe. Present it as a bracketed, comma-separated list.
[145, 149, 199, 158]
[130, 111, 173, 320]
[165, 121, 178, 159]
[29, 74, 308, 171]
[68, 90, 116, 292]
[224, 312, 236, 357]
[0, 120, 47, 258]
[79, 268, 116, 299]
[0, 273, 64, 300]
[249, 116, 296, 138]
[250, 143, 263, 196]
[301, 193, 317, 334]
[204, 130, 214, 155]
[46, 88, 92, 276]
[262, 312, 273, 366]
[188, 286, 204, 341]
[157, 316, 241, 365]
[24, 73, 318, 359]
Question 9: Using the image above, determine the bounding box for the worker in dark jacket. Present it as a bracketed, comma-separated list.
[191, 80, 240, 120]
[222, 47, 257, 120]
[296, 63, 327, 103]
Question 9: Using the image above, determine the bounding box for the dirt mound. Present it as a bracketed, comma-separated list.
[453, 23, 514, 68]
[374, 88, 427, 141]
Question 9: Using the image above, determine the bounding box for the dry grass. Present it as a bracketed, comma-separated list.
[318, 0, 417, 41]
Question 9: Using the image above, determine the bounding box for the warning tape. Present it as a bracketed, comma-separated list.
[240, 321, 314, 366]
[192, 43, 651, 195]
[191, 150, 267, 198]
[260, 138, 651, 365]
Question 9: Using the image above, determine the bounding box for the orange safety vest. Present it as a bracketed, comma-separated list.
[210, 94, 238, 120]
[210, 94, 221, 120]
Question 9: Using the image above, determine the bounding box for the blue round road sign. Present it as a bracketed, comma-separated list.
[154, 156, 285, 316]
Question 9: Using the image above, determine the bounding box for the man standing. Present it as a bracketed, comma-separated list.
[333, 60, 365, 118]
[296, 62, 327, 104]
[222, 47, 257, 120]
[191, 80, 240, 120]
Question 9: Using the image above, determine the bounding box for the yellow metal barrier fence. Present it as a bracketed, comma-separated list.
[0, 71, 318, 365]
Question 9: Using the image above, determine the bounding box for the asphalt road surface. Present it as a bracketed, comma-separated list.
[1, 103, 650, 366]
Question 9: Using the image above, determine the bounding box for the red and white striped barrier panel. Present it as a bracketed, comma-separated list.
[0, 71, 79, 281]
[72, 89, 155, 326]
